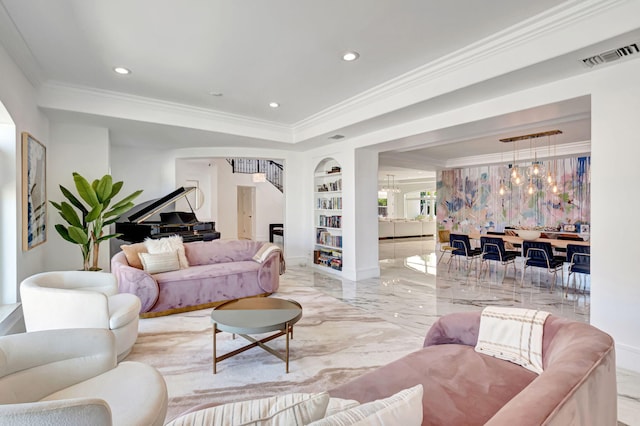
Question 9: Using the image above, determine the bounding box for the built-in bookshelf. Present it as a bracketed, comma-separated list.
[313, 158, 342, 273]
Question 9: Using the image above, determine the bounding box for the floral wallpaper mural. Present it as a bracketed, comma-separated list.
[437, 156, 591, 234]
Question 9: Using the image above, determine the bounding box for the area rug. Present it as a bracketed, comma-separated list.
[126, 285, 425, 421]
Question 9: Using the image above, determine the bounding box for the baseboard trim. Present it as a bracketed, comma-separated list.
[284, 255, 307, 268]
[616, 342, 640, 373]
[341, 266, 380, 281]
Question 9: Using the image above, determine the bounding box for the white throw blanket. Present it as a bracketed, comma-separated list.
[475, 306, 550, 374]
[252, 243, 281, 263]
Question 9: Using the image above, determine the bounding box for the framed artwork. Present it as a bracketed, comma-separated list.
[22, 132, 47, 250]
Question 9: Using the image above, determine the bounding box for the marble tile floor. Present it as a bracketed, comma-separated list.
[282, 236, 640, 425]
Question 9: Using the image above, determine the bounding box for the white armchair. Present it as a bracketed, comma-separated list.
[0, 328, 167, 426]
[20, 271, 141, 361]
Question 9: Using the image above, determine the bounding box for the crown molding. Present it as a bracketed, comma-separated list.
[37, 81, 295, 143]
[0, 3, 44, 87]
[292, 0, 629, 141]
[446, 140, 591, 169]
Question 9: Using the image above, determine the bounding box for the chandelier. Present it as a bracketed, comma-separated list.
[381, 174, 401, 193]
[500, 130, 562, 195]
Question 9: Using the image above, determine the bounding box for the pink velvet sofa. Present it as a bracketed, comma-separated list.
[111, 240, 281, 317]
[330, 311, 617, 425]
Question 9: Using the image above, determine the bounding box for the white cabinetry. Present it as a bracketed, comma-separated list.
[313, 159, 342, 272]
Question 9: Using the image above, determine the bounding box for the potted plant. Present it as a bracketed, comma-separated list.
[50, 172, 142, 271]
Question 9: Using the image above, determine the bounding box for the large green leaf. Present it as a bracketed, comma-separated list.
[68, 226, 89, 245]
[95, 175, 113, 203]
[109, 181, 124, 199]
[54, 224, 76, 244]
[73, 173, 99, 207]
[109, 190, 143, 211]
[60, 202, 82, 227]
[104, 202, 134, 218]
[85, 203, 103, 222]
[60, 185, 88, 215]
[50, 200, 62, 211]
[97, 233, 121, 243]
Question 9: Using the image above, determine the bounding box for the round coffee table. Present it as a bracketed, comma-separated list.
[210, 297, 302, 373]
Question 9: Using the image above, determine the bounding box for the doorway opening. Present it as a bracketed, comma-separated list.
[237, 185, 256, 240]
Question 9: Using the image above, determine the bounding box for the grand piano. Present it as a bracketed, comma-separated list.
[116, 187, 221, 243]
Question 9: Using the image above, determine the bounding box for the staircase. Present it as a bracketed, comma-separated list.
[226, 158, 283, 192]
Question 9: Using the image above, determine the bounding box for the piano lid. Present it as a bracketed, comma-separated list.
[126, 187, 197, 224]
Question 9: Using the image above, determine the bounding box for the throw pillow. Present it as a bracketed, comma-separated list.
[308, 385, 423, 426]
[139, 251, 181, 274]
[120, 243, 147, 269]
[144, 235, 189, 269]
[475, 306, 550, 374]
[166, 392, 330, 426]
[252, 243, 281, 263]
[325, 398, 361, 417]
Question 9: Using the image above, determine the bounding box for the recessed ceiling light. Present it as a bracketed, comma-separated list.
[113, 67, 131, 75]
[342, 51, 360, 61]
[269, 102, 280, 108]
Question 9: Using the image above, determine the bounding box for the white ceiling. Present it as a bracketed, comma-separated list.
[1, 0, 638, 185]
[1, 0, 565, 123]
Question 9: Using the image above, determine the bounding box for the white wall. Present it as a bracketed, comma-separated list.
[46, 123, 111, 271]
[0, 43, 49, 303]
[589, 60, 640, 372]
[283, 151, 309, 267]
[175, 159, 215, 221]
[352, 148, 380, 280]
[110, 145, 175, 201]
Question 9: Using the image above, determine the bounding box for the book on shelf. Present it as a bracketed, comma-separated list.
[318, 215, 341, 228]
[316, 196, 342, 210]
[315, 230, 342, 248]
[313, 247, 342, 271]
[316, 179, 342, 192]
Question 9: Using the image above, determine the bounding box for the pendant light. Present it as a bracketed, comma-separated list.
[381, 174, 400, 193]
[510, 139, 524, 186]
[252, 161, 266, 182]
[497, 144, 508, 195]
[498, 179, 507, 196]
[526, 137, 545, 179]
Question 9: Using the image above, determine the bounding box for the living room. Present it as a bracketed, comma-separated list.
[2, 1, 640, 424]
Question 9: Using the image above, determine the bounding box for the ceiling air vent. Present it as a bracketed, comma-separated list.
[582, 43, 639, 68]
[328, 134, 345, 140]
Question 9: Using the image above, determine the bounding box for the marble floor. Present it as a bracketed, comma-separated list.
[282, 236, 640, 425]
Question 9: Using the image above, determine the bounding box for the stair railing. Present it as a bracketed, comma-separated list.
[226, 158, 283, 192]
